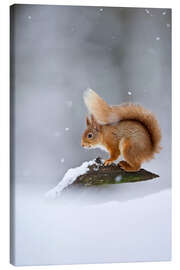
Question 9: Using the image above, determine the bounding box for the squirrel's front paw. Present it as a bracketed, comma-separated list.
[104, 160, 113, 166]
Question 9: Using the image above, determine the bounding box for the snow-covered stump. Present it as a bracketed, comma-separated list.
[45, 158, 159, 199]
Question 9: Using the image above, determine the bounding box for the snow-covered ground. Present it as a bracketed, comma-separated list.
[13, 179, 171, 266]
[45, 159, 98, 198]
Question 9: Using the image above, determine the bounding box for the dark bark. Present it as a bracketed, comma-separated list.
[74, 157, 159, 186]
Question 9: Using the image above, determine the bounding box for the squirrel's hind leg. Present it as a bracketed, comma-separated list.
[119, 138, 141, 172]
[119, 160, 141, 172]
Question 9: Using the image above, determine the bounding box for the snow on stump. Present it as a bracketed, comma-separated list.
[45, 157, 159, 198]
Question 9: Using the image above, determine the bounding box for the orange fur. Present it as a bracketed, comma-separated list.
[82, 89, 162, 171]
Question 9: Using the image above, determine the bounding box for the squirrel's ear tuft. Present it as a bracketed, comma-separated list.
[86, 116, 91, 126]
[91, 114, 101, 131]
[91, 114, 95, 123]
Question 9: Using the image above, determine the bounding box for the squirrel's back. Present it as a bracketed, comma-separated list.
[84, 89, 162, 154]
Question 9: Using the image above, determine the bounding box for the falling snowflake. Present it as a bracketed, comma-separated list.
[60, 158, 65, 163]
[156, 37, 160, 41]
[28, 15, 32, 20]
[162, 11, 166, 15]
[97, 8, 104, 15]
[145, 9, 150, 14]
[65, 127, 69, 131]
[166, 23, 170, 28]
[128, 91, 132, 96]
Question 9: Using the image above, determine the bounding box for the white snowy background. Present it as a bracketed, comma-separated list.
[10, 5, 171, 266]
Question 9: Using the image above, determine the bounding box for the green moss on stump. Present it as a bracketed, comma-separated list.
[74, 157, 159, 186]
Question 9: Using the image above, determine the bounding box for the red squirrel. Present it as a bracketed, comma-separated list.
[81, 89, 162, 172]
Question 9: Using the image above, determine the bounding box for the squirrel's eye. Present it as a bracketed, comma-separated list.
[87, 133, 93, 139]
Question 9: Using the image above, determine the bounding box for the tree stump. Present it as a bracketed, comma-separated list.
[74, 157, 159, 186]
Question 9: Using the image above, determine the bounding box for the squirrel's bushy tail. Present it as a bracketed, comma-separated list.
[84, 89, 161, 153]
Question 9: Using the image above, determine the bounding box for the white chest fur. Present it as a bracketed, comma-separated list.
[92, 143, 122, 164]
[91, 144, 109, 153]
